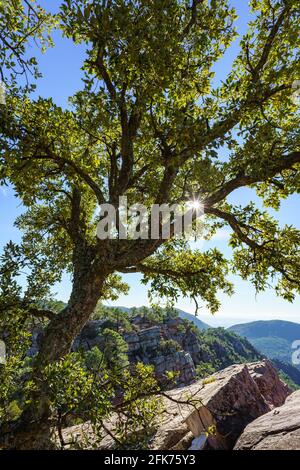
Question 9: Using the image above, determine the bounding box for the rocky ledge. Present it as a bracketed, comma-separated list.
[62, 359, 291, 450]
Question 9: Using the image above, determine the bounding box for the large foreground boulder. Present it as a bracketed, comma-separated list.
[62, 360, 290, 450]
[235, 390, 300, 450]
[152, 359, 290, 450]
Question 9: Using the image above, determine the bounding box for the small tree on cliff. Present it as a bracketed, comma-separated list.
[0, 0, 300, 443]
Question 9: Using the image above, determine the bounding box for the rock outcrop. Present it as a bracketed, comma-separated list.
[61, 359, 291, 450]
[150, 362, 271, 450]
[123, 323, 197, 385]
[73, 320, 197, 386]
[153, 359, 290, 450]
[70, 316, 261, 388]
[235, 390, 300, 450]
[27, 314, 263, 389]
[247, 360, 291, 408]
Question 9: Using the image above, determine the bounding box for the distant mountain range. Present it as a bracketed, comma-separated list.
[228, 319, 300, 364]
[229, 320, 300, 386]
[228, 320, 300, 342]
[177, 315, 300, 388]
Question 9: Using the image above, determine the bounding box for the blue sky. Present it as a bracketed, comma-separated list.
[1, 0, 299, 327]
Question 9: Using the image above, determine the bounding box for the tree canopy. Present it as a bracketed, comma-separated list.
[0, 0, 300, 448]
[0, 0, 300, 449]
[0, 0, 54, 92]
[2, 1, 299, 312]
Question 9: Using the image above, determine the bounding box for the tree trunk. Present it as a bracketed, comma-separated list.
[37, 271, 107, 365]
[2, 268, 108, 450]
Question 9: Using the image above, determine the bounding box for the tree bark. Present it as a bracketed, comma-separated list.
[37, 271, 107, 365]
[2, 267, 108, 450]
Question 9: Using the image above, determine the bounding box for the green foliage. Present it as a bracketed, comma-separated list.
[177, 310, 210, 330]
[92, 305, 133, 332]
[193, 327, 262, 372]
[277, 371, 298, 391]
[0, 352, 28, 423]
[272, 359, 300, 388]
[43, 354, 98, 413]
[227, 204, 300, 301]
[112, 363, 162, 449]
[131, 305, 178, 324]
[165, 370, 180, 383]
[0, 0, 300, 448]
[0, 0, 55, 92]
[143, 245, 233, 313]
[202, 376, 216, 385]
[0, 244, 33, 424]
[100, 328, 129, 374]
[84, 346, 105, 374]
[1, 0, 299, 320]
[40, 299, 66, 313]
[5, 400, 22, 422]
[81, 326, 130, 375]
[158, 339, 181, 355]
[195, 363, 216, 379]
[42, 354, 162, 449]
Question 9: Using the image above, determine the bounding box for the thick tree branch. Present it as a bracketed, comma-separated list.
[206, 207, 259, 250]
[187, 4, 293, 154]
[206, 207, 300, 287]
[95, 49, 117, 101]
[200, 84, 291, 153]
[251, 3, 291, 80]
[204, 151, 300, 207]
[93, 50, 142, 196]
[68, 187, 84, 244]
[28, 307, 56, 321]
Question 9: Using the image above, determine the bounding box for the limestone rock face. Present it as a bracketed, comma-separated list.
[123, 331, 140, 354]
[122, 324, 197, 386]
[72, 321, 197, 387]
[235, 390, 300, 450]
[161, 319, 207, 365]
[151, 351, 196, 386]
[72, 320, 106, 350]
[27, 315, 261, 389]
[61, 360, 290, 450]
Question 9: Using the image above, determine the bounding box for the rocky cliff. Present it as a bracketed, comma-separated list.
[71, 314, 262, 387]
[26, 309, 297, 450]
